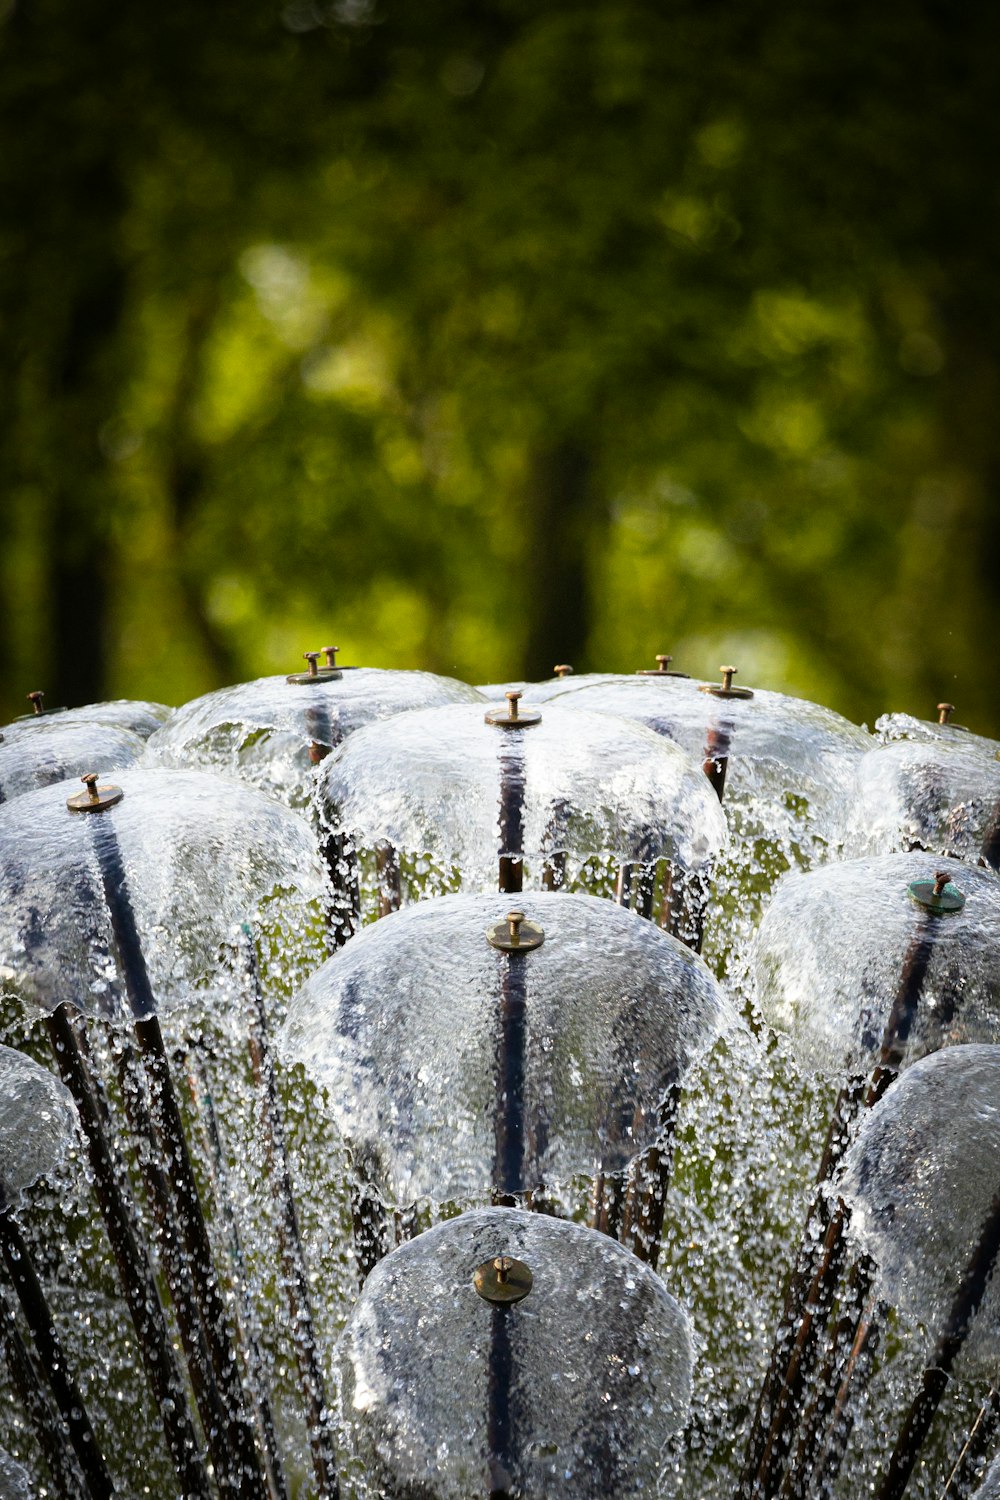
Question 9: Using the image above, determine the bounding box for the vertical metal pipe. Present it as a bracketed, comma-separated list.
[875, 1187, 1000, 1500]
[940, 1388, 1000, 1500]
[46, 1006, 212, 1500]
[0, 1279, 87, 1499]
[242, 931, 340, 1499]
[182, 1051, 289, 1500]
[494, 950, 529, 1203]
[739, 902, 944, 1500]
[487, 1305, 516, 1500]
[322, 828, 360, 949]
[374, 840, 402, 918]
[497, 736, 526, 895]
[87, 812, 268, 1497]
[113, 1031, 241, 1494]
[621, 1082, 682, 1269]
[0, 1205, 115, 1497]
[702, 719, 733, 802]
[775, 1254, 878, 1500]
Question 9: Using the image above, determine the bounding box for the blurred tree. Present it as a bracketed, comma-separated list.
[1, 0, 999, 732]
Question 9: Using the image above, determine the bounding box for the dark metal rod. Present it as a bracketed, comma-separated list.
[940, 1386, 1000, 1499]
[374, 839, 402, 918]
[89, 812, 269, 1497]
[349, 1182, 390, 1284]
[659, 862, 708, 953]
[614, 864, 633, 907]
[737, 1077, 866, 1500]
[487, 1305, 516, 1500]
[183, 1051, 289, 1500]
[322, 828, 360, 949]
[136, 1013, 268, 1495]
[815, 1295, 885, 1499]
[775, 1253, 878, 1500]
[702, 720, 733, 802]
[494, 952, 528, 1201]
[875, 1187, 1000, 1500]
[621, 1082, 682, 1270]
[243, 931, 340, 1499]
[739, 907, 942, 1500]
[0, 1205, 115, 1497]
[497, 737, 526, 895]
[46, 1005, 212, 1500]
[114, 1029, 241, 1495]
[0, 1278, 87, 1499]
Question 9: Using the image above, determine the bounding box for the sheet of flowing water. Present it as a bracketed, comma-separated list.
[147, 668, 484, 808]
[0, 722, 145, 805]
[318, 702, 726, 891]
[0, 767, 328, 1022]
[753, 853, 1000, 1078]
[842, 738, 1000, 863]
[336, 1207, 693, 1500]
[839, 1045, 1000, 1368]
[973, 1451, 1000, 1499]
[876, 710, 1000, 758]
[551, 676, 870, 848]
[475, 673, 635, 702]
[281, 891, 738, 1203]
[0, 700, 170, 743]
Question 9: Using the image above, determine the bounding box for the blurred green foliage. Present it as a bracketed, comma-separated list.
[2, 0, 999, 732]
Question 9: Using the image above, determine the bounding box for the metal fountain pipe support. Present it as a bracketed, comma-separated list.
[66, 773, 271, 1500]
[242, 925, 340, 1500]
[179, 1043, 289, 1500]
[737, 869, 965, 1500]
[45, 1004, 212, 1499]
[486, 691, 542, 895]
[0, 1278, 87, 1498]
[0, 1178, 115, 1498]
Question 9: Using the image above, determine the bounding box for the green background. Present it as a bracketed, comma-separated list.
[2, 0, 998, 734]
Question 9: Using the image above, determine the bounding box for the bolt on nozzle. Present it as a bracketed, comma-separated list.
[506, 911, 524, 946]
[933, 871, 950, 898]
[937, 703, 955, 725]
[81, 773, 101, 805]
[655, 655, 673, 673]
[553, 664, 573, 678]
[505, 691, 521, 722]
[493, 1256, 513, 1284]
[26, 691, 45, 714]
[720, 665, 737, 693]
[322, 646, 339, 669]
[302, 652, 321, 678]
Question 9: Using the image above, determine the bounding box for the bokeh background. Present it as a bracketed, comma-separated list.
[2, 0, 999, 733]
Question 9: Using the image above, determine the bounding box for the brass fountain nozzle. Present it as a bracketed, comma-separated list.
[937, 702, 955, 725]
[474, 1254, 533, 1304]
[636, 653, 690, 678]
[700, 664, 754, 700]
[485, 689, 541, 728]
[552, 664, 573, 678]
[27, 690, 45, 715]
[67, 771, 124, 814]
[486, 908, 545, 952]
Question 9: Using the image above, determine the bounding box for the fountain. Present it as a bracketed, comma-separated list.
[0, 663, 996, 1500]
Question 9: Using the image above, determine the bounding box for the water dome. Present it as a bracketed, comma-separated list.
[0, 766, 327, 1022]
[553, 669, 871, 846]
[336, 1207, 694, 1500]
[281, 891, 735, 1205]
[0, 720, 145, 805]
[843, 737, 1000, 869]
[1, 696, 169, 741]
[753, 853, 1000, 1079]
[317, 699, 726, 897]
[148, 662, 484, 807]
